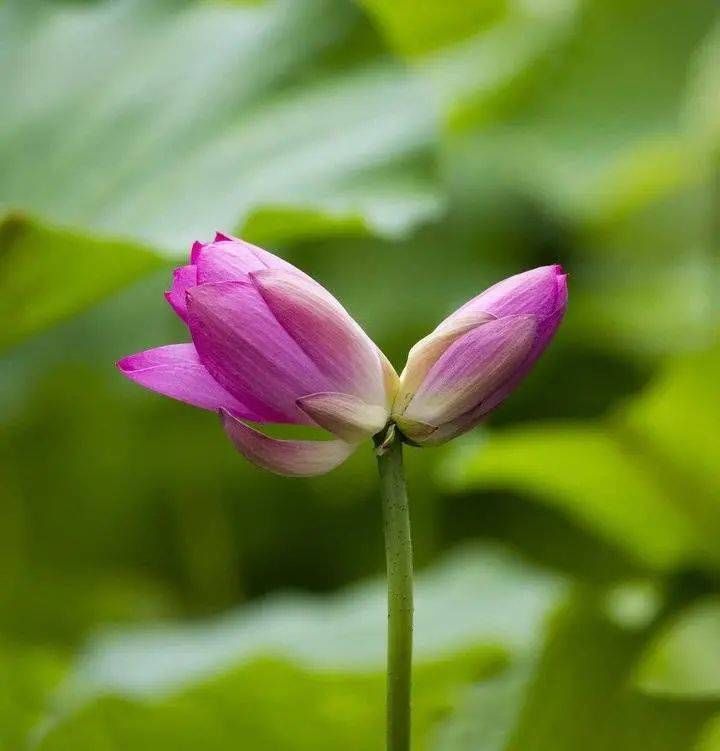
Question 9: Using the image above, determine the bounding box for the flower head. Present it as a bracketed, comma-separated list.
[118, 236, 566, 475]
[118, 234, 398, 476]
[391, 265, 567, 445]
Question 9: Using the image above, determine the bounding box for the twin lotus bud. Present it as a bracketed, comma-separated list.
[118, 234, 567, 477]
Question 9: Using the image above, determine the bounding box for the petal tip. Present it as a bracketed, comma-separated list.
[116, 353, 142, 374]
[190, 240, 204, 264]
[554, 270, 569, 312]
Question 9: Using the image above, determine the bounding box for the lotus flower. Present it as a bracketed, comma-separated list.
[118, 234, 566, 476]
[391, 264, 568, 446]
[118, 234, 397, 477]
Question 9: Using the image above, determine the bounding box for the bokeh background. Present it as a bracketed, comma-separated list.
[2, 0, 720, 748]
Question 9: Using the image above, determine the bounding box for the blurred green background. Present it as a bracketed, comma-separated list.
[1, 0, 720, 748]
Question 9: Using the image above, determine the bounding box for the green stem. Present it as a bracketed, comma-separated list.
[377, 434, 414, 751]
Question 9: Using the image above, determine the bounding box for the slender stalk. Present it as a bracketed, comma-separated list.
[376, 433, 414, 751]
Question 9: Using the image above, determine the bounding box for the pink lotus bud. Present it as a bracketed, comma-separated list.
[118, 234, 398, 477]
[392, 266, 568, 445]
[118, 237, 566, 475]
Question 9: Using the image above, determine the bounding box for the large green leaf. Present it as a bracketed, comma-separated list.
[0, 641, 66, 751]
[565, 178, 719, 355]
[35, 545, 564, 749]
[625, 348, 720, 501]
[0, 0, 440, 254]
[685, 18, 720, 153]
[442, 0, 720, 355]
[0, 213, 163, 352]
[436, 595, 720, 751]
[635, 598, 720, 699]
[447, 0, 719, 220]
[0, 0, 443, 349]
[433, 660, 533, 751]
[359, 0, 579, 128]
[357, 0, 507, 57]
[511, 597, 720, 750]
[697, 715, 720, 751]
[67, 544, 564, 696]
[39, 650, 490, 751]
[440, 424, 699, 570]
[439, 346, 720, 571]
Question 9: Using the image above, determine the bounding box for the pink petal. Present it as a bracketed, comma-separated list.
[168, 235, 300, 323]
[189, 240, 205, 264]
[394, 310, 495, 417]
[164, 265, 197, 322]
[479, 302, 566, 415]
[194, 237, 299, 284]
[220, 410, 356, 477]
[396, 267, 568, 444]
[451, 265, 566, 321]
[117, 343, 259, 418]
[422, 294, 567, 445]
[459, 275, 567, 425]
[297, 392, 389, 442]
[187, 281, 330, 424]
[251, 269, 389, 406]
[402, 315, 537, 428]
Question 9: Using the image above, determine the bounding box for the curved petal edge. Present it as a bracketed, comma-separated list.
[220, 410, 357, 477]
[117, 343, 257, 417]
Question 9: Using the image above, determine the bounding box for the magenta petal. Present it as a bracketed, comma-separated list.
[251, 269, 388, 405]
[187, 281, 330, 424]
[190, 240, 205, 264]
[117, 343, 259, 418]
[452, 265, 566, 321]
[416, 283, 568, 445]
[164, 265, 198, 322]
[394, 310, 495, 416]
[479, 303, 566, 415]
[194, 238, 299, 284]
[470, 274, 567, 419]
[396, 266, 568, 444]
[220, 410, 356, 477]
[403, 315, 537, 427]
